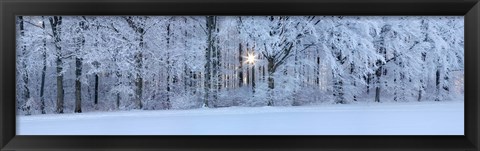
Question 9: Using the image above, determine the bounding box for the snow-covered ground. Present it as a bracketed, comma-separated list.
[17, 101, 464, 135]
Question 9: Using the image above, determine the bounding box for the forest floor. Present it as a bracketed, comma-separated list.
[17, 100, 464, 135]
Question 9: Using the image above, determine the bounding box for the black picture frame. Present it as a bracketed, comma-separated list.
[1, 0, 478, 150]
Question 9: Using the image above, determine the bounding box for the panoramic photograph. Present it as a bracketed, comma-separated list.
[16, 16, 464, 135]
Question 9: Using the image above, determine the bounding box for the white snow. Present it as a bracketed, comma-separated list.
[17, 101, 464, 135]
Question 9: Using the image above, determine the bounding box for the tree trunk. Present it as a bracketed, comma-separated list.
[252, 65, 255, 93]
[74, 57, 82, 113]
[334, 77, 345, 104]
[212, 31, 221, 106]
[184, 64, 189, 94]
[39, 43, 46, 114]
[50, 16, 64, 114]
[193, 72, 197, 94]
[216, 40, 222, 92]
[56, 57, 64, 113]
[350, 63, 357, 102]
[115, 66, 122, 110]
[204, 16, 218, 108]
[417, 88, 422, 102]
[204, 17, 213, 108]
[135, 41, 144, 109]
[375, 86, 381, 103]
[443, 73, 450, 92]
[166, 70, 171, 109]
[116, 93, 121, 110]
[246, 63, 250, 85]
[124, 16, 145, 110]
[39, 18, 47, 114]
[267, 58, 275, 106]
[435, 68, 440, 101]
[262, 66, 265, 82]
[238, 43, 243, 87]
[166, 23, 172, 109]
[134, 34, 144, 109]
[316, 57, 320, 86]
[183, 19, 190, 94]
[18, 16, 31, 106]
[74, 20, 86, 113]
[374, 65, 382, 103]
[94, 74, 99, 105]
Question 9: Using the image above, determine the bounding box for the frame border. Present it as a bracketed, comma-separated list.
[1, 0, 479, 151]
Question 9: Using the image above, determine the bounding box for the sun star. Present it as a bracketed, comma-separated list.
[245, 53, 256, 64]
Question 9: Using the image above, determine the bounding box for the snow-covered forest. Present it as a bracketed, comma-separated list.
[16, 16, 464, 115]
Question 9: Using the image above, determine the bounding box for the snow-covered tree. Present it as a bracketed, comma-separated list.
[240, 16, 317, 106]
[16, 16, 464, 115]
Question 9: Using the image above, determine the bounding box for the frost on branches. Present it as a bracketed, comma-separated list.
[16, 16, 464, 115]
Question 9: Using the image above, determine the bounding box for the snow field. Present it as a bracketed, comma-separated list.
[17, 100, 464, 135]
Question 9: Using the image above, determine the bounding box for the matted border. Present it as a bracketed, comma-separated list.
[1, 0, 479, 150]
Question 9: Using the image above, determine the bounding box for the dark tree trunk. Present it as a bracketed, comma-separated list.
[435, 68, 440, 101]
[116, 73, 121, 109]
[246, 63, 250, 85]
[94, 74, 99, 105]
[374, 65, 383, 103]
[375, 86, 381, 103]
[193, 72, 197, 94]
[350, 63, 357, 102]
[267, 62, 275, 89]
[184, 64, 189, 93]
[92, 60, 101, 108]
[252, 64, 255, 93]
[18, 16, 31, 106]
[204, 16, 214, 107]
[124, 16, 145, 109]
[262, 66, 265, 82]
[214, 38, 222, 94]
[204, 57, 211, 108]
[366, 73, 371, 94]
[236, 17, 245, 87]
[212, 37, 221, 107]
[334, 78, 345, 104]
[166, 23, 172, 109]
[39, 44, 46, 114]
[50, 16, 64, 114]
[418, 88, 422, 102]
[316, 57, 320, 86]
[267, 58, 275, 106]
[238, 43, 243, 87]
[39, 18, 47, 114]
[74, 20, 86, 113]
[183, 19, 190, 94]
[134, 44, 144, 109]
[189, 71, 194, 88]
[116, 93, 121, 109]
[55, 57, 64, 113]
[134, 73, 143, 109]
[125, 17, 145, 109]
[74, 57, 82, 113]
